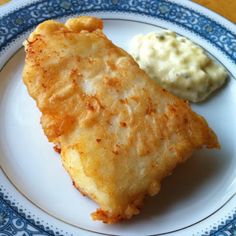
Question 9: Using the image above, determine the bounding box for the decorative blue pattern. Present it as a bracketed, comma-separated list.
[202, 211, 236, 236]
[0, 0, 236, 62]
[0, 191, 60, 236]
[0, 188, 235, 236]
[0, 0, 236, 235]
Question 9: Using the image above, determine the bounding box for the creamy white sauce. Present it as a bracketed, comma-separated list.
[129, 31, 227, 102]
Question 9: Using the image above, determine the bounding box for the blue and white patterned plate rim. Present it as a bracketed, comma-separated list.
[0, 0, 236, 236]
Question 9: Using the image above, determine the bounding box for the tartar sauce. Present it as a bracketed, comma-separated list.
[129, 31, 227, 102]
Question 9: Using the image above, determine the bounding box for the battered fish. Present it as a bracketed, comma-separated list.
[23, 16, 220, 223]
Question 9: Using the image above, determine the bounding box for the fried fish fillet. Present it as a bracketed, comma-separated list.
[23, 16, 220, 223]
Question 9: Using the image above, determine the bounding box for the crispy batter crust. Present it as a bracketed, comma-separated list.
[53, 144, 61, 154]
[23, 16, 220, 223]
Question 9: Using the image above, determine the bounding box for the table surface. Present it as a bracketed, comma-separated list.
[193, 0, 236, 23]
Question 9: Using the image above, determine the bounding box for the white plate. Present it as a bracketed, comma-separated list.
[0, 0, 236, 235]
